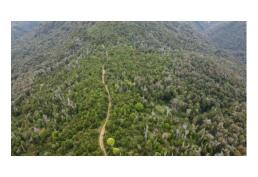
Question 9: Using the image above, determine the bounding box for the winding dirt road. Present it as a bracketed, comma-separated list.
[99, 58, 112, 155]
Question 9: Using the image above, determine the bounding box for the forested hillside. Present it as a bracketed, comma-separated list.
[206, 22, 246, 63]
[191, 21, 246, 63]
[11, 21, 246, 156]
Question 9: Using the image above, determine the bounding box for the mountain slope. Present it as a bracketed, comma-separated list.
[191, 21, 246, 63]
[206, 22, 246, 52]
[11, 21, 246, 156]
[11, 21, 40, 41]
[12, 21, 216, 101]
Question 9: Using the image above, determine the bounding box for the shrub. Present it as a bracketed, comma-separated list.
[107, 137, 115, 146]
[39, 128, 48, 141]
[112, 147, 120, 155]
[155, 105, 165, 114]
[135, 102, 144, 111]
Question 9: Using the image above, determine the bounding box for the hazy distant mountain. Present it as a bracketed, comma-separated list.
[205, 22, 246, 63]
[11, 21, 40, 41]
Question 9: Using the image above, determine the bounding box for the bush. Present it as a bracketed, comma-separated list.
[107, 137, 115, 146]
[51, 131, 59, 141]
[62, 140, 73, 150]
[39, 128, 48, 141]
[112, 147, 120, 155]
[135, 102, 144, 111]
[155, 105, 165, 114]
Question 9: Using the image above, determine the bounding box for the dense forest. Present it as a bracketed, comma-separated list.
[11, 21, 246, 156]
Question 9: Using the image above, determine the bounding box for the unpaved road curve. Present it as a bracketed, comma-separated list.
[99, 64, 112, 156]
